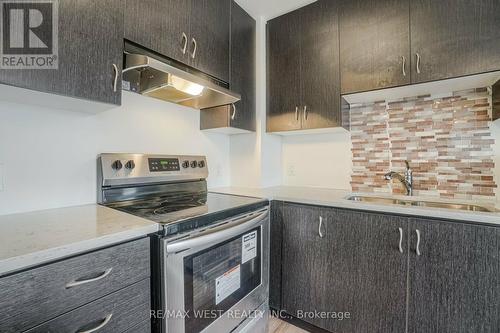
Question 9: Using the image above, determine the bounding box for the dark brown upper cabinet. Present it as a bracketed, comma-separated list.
[200, 1, 256, 133]
[267, 0, 340, 133]
[124, 0, 190, 66]
[410, 0, 500, 84]
[0, 0, 123, 106]
[125, 0, 230, 83]
[189, 0, 230, 82]
[339, 0, 411, 94]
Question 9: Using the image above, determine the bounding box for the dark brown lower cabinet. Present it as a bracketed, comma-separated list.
[281, 204, 407, 333]
[278, 203, 500, 333]
[407, 219, 500, 333]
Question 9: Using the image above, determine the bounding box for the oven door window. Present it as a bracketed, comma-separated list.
[183, 227, 262, 333]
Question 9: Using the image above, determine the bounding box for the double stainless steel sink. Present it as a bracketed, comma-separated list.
[347, 195, 497, 213]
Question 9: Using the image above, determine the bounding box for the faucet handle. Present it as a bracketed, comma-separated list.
[404, 160, 410, 170]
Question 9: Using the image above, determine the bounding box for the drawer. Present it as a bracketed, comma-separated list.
[123, 319, 151, 333]
[26, 278, 151, 333]
[0, 238, 150, 333]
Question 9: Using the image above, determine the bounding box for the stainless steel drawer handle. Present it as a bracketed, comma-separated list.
[181, 32, 188, 55]
[231, 104, 236, 120]
[398, 227, 404, 253]
[401, 56, 406, 77]
[416, 53, 421, 74]
[318, 216, 324, 238]
[190, 38, 197, 59]
[303, 105, 308, 121]
[112, 64, 119, 92]
[76, 314, 113, 333]
[415, 229, 421, 256]
[295, 106, 299, 121]
[65, 268, 113, 289]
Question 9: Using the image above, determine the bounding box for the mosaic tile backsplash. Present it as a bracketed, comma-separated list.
[350, 87, 497, 200]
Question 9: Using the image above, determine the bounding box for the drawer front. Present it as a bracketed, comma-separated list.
[0, 238, 150, 333]
[123, 319, 151, 333]
[26, 279, 151, 333]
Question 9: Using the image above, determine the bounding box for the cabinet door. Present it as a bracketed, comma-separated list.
[124, 0, 190, 65]
[339, 0, 410, 94]
[410, 0, 500, 83]
[282, 205, 408, 333]
[281, 203, 331, 324]
[229, 1, 256, 131]
[320, 209, 408, 333]
[189, 0, 230, 82]
[300, 1, 340, 130]
[408, 219, 500, 333]
[0, 0, 123, 105]
[266, 11, 302, 132]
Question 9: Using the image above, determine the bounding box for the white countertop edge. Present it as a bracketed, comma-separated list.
[0, 223, 158, 277]
[210, 187, 500, 227]
[275, 196, 500, 227]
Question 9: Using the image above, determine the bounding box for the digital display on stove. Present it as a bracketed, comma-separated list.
[149, 158, 180, 172]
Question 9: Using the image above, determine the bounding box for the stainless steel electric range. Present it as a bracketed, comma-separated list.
[97, 153, 270, 333]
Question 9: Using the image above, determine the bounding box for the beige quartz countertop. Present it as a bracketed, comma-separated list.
[210, 186, 500, 226]
[0, 204, 158, 277]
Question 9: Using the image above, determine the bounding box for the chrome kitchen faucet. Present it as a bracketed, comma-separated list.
[384, 160, 413, 196]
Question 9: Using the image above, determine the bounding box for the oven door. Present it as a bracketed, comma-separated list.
[161, 208, 270, 333]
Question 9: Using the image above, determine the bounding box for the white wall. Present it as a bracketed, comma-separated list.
[281, 131, 352, 189]
[0, 91, 231, 215]
[230, 16, 282, 188]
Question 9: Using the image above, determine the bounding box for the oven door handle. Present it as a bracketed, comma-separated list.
[166, 209, 268, 254]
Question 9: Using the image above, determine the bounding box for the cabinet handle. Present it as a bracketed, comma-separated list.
[401, 56, 406, 77]
[295, 106, 299, 121]
[76, 314, 113, 333]
[190, 38, 197, 59]
[181, 32, 188, 54]
[231, 104, 236, 120]
[65, 268, 113, 289]
[398, 227, 404, 253]
[415, 229, 421, 256]
[318, 216, 324, 238]
[112, 64, 119, 92]
[416, 53, 421, 74]
[303, 105, 308, 121]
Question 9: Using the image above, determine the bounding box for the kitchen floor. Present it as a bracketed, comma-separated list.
[269, 317, 309, 333]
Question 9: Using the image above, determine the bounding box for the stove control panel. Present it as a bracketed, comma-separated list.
[149, 158, 180, 172]
[98, 154, 208, 188]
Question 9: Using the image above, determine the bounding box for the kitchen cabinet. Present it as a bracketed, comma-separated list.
[0, 0, 123, 106]
[124, 0, 190, 65]
[267, 0, 340, 133]
[410, 0, 500, 83]
[269, 201, 284, 310]
[339, 0, 411, 94]
[25, 280, 150, 333]
[200, 1, 256, 133]
[189, 0, 230, 82]
[125, 0, 230, 82]
[281, 204, 407, 333]
[0, 238, 150, 333]
[407, 219, 500, 333]
[276, 202, 500, 333]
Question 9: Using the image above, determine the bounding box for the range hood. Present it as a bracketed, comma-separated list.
[122, 53, 240, 110]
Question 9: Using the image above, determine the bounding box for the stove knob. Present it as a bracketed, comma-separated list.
[190, 160, 198, 168]
[112, 160, 123, 170]
[198, 160, 205, 168]
[125, 160, 135, 170]
[182, 161, 190, 169]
